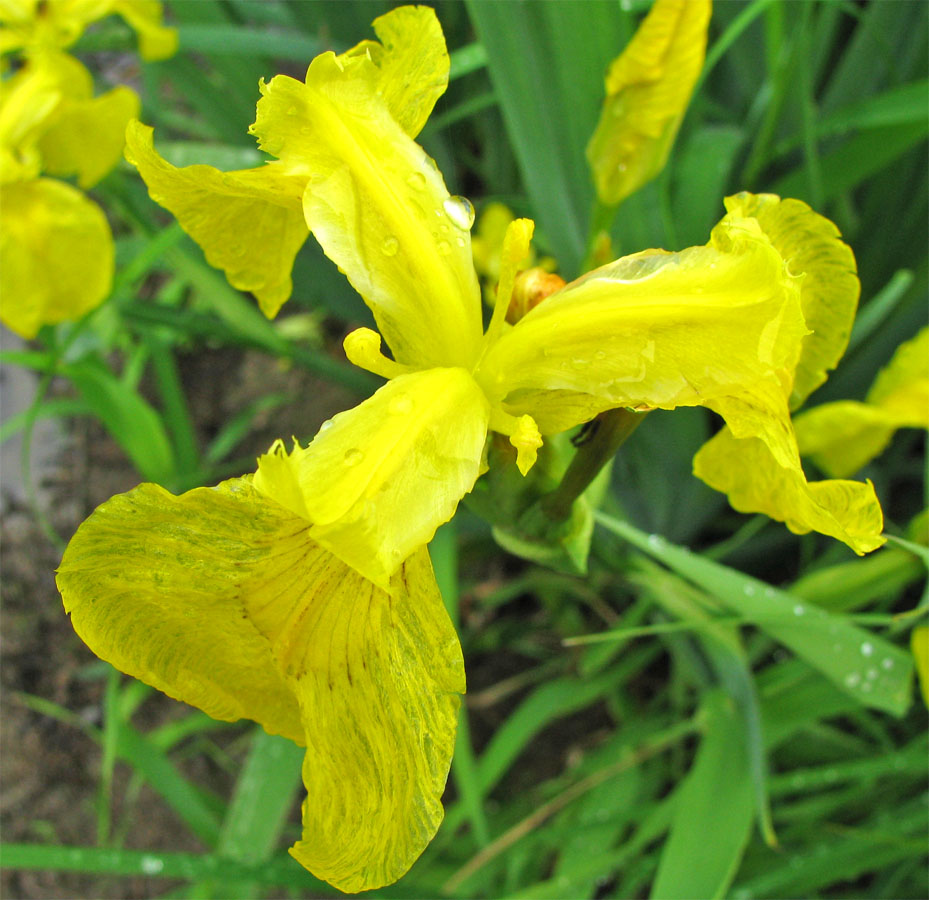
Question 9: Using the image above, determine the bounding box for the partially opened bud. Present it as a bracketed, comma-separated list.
[508, 268, 566, 323]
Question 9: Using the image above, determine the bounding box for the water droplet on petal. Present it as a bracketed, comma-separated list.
[344, 448, 364, 466]
[456, 236, 466, 248]
[318, 419, 334, 434]
[381, 236, 399, 257]
[594, 350, 607, 360]
[437, 240, 451, 255]
[861, 641, 874, 657]
[406, 172, 426, 190]
[443, 195, 475, 230]
[388, 395, 413, 415]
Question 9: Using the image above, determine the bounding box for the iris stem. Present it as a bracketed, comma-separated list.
[581, 199, 620, 274]
[541, 408, 648, 523]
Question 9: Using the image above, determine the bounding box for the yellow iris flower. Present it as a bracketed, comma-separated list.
[587, 0, 711, 207]
[0, 48, 138, 336]
[57, 4, 888, 892]
[0, 0, 177, 60]
[794, 327, 929, 477]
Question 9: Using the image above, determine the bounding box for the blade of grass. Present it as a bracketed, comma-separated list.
[650, 691, 754, 900]
[595, 513, 914, 715]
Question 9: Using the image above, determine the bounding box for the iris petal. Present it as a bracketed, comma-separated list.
[339, 4, 449, 139]
[693, 426, 885, 555]
[280, 548, 464, 892]
[586, 0, 711, 206]
[250, 53, 482, 369]
[477, 214, 805, 434]
[725, 193, 860, 409]
[0, 177, 113, 337]
[254, 368, 490, 589]
[57, 478, 464, 892]
[57, 479, 305, 742]
[125, 120, 309, 318]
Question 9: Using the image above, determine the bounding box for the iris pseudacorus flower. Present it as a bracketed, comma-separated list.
[0, 0, 175, 337]
[59, 3, 885, 892]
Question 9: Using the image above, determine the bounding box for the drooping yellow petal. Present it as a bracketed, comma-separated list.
[56, 478, 305, 743]
[338, 4, 448, 139]
[125, 120, 309, 318]
[249, 53, 483, 369]
[0, 177, 113, 337]
[476, 214, 806, 435]
[57, 477, 465, 892]
[586, 0, 711, 207]
[795, 328, 929, 477]
[273, 547, 464, 892]
[693, 426, 885, 555]
[724, 193, 860, 408]
[109, 0, 177, 60]
[254, 368, 490, 589]
[0, 55, 60, 182]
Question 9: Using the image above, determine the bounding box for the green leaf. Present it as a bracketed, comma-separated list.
[595, 514, 914, 716]
[651, 690, 754, 900]
[64, 357, 177, 486]
[465, 1, 629, 276]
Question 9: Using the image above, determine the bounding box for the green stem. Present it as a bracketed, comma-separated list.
[581, 198, 620, 273]
[541, 408, 648, 523]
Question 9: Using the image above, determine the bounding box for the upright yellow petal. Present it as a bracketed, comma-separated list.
[586, 0, 711, 206]
[913, 626, 929, 709]
[693, 426, 885, 555]
[476, 214, 805, 435]
[254, 368, 490, 589]
[725, 193, 860, 408]
[250, 53, 482, 369]
[339, 4, 448, 139]
[795, 328, 929, 477]
[267, 548, 464, 892]
[0, 177, 113, 338]
[125, 120, 309, 318]
[56, 479, 305, 743]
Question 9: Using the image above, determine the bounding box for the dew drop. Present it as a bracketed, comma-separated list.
[318, 419, 334, 434]
[381, 236, 399, 257]
[437, 239, 452, 255]
[793, 604, 805, 616]
[439, 222, 449, 234]
[594, 350, 607, 360]
[456, 236, 466, 248]
[647, 533, 664, 549]
[344, 448, 364, 466]
[140, 856, 164, 875]
[866, 667, 878, 681]
[388, 395, 413, 415]
[443, 195, 475, 230]
[406, 172, 426, 190]
[744, 583, 757, 597]
[861, 641, 874, 657]
[860, 680, 873, 693]
[881, 657, 894, 670]
[844, 672, 861, 688]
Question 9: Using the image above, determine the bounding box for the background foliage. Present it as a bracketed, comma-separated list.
[2, 1, 927, 898]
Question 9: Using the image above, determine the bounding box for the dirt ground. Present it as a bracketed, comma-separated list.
[0, 339, 358, 899]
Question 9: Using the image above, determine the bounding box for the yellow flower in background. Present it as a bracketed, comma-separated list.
[693, 194, 884, 554]
[0, 49, 137, 337]
[913, 626, 929, 708]
[794, 327, 929, 477]
[0, 0, 177, 60]
[587, 0, 711, 207]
